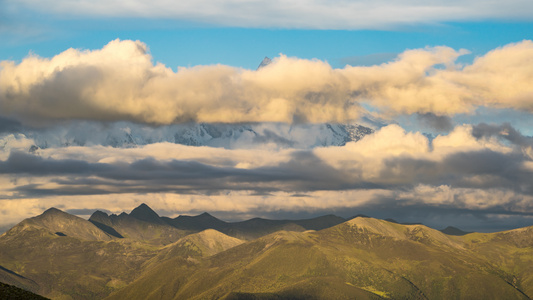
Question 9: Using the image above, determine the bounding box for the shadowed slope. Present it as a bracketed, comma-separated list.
[0, 282, 49, 300]
[163, 212, 228, 231]
[164, 212, 346, 240]
[89, 211, 124, 238]
[89, 206, 189, 245]
[0, 265, 40, 295]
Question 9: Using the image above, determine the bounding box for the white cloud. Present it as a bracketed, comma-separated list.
[2, 40, 533, 126]
[14, 0, 533, 29]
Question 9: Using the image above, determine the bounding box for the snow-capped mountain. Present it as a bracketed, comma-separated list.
[257, 57, 272, 69]
[0, 122, 374, 151]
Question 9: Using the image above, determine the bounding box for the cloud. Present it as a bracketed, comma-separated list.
[12, 0, 533, 29]
[0, 118, 533, 234]
[2, 122, 533, 232]
[0, 117, 22, 134]
[417, 113, 454, 132]
[472, 123, 533, 148]
[1, 124, 532, 204]
[0, 39, 361, 125]
[2, 40, 533, 126]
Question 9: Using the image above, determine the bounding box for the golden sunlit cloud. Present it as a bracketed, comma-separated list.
[1, 40, 533, 126]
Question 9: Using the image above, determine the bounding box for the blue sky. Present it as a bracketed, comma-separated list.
[2, 21, 533, 70]
[1, 0, 533, 232]
[2, 0, 533, 69]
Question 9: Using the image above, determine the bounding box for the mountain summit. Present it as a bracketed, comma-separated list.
[129, 203, 165, 225]
[257, 56, 272, 69]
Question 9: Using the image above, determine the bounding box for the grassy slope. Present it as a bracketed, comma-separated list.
[3, 211, 533, 300]
[108, 219, 533, 300]
[0, 281, 50, 300]
[0, 225, 161, 300]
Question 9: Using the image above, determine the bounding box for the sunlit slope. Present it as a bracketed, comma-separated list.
[319, 218, 530, 299]
[108, 217, 532, 300]
[2, 207, 533, 300]
[3, 208, 114, 241]
[158, 229, 245, 258]
[0, 209, 163, 299]
[459, 226, 533, 297]
[143, 229, 245, 268]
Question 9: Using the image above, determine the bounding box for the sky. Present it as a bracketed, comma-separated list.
[1, 0, 533, 233]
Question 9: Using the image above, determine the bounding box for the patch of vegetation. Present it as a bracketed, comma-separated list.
[0, 281, 49, 300]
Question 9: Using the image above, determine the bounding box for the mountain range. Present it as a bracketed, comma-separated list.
[1, 122, 374, 152]
[1, 204, 533, 299]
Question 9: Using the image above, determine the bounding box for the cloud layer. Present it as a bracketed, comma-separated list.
[14, 0, 533, 29]
[2, 39, 533, 126]
[2, 39, 533, 233]
[1, 123, 532, 231]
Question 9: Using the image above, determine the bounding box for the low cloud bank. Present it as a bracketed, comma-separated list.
[1, 123, 532, 231]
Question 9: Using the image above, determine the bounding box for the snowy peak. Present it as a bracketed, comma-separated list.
[257, 57, 272, 69]
[15, 122, 373, 150]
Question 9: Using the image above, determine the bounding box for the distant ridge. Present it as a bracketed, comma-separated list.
[440, 226, 472, 236]
[164, 212, 228, 231]
[88, 206, 187, 244]
[8, 203, 479, 243]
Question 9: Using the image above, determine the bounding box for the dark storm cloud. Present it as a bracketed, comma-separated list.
[0, 116, 23, 133]
[443, 150, 521, 175]
[3, 151, 360, 197]
[441, 150, 533, 194]
[380, 157, 440, 185]
[472, 123, 533, 147]
[417, 113, 454, 132]
[381, 149, 533, 194]
[3, 146, 533, 199]
[0, 151, 108, 175]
